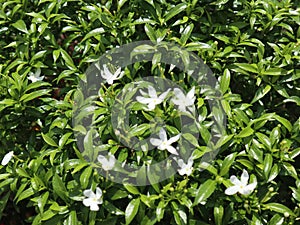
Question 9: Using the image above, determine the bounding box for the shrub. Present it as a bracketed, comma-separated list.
[0, 0, 299, 224]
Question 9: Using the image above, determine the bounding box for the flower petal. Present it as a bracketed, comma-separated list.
[177, 159, 184, 168]
[90, 203, 100, 211]
[225, 185, 240, 195]
[187, 86, 195, 101]
[83, 189, 95, 198]
[159, 88, 170, 100]
[83, 198, 93, 207]
[241, 182, 257, 195]
[168, 133, 181, 144]
[229, 175, 242, 186]
[150, 138, 162, 146]
[136, 96, 152, 104]
[148, 86, 157, 98]
[158, 128, 167, 141]
[166, 146, 179, 155]
[173, 88, 185, 99]
[187, 156, 194, 166]
[95, 187, 103, 198]
[1, 151, 14, 166]
[241, 169, 249, 186]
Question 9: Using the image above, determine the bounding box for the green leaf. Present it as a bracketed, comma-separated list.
[268, 164, 279, 182]
[220, 153, 236, 176]
[256, 132, 272, 150]
[52, 174, 68, 201]
[164, 3, 187, 22]
[263, 154, 273, 179]
[64, 211, 78, 225]
[214, 205, 224, 225]
[220, 69, 231, 94]
[53, 49, 60, 63]
[103, 201, 124, 215]
[263, 203, 295, 216]
[282, 162, 298, 179]
[30, 50, 47, 63]
[41, 133, 58, 147]
[17, 187, 35, 203]
[156, 201, 165, 222]
[60, 49, 76, 70]
[12, 20, 28, 33]
[233, 63, 258, 73]
[236, 126, 254, 138]
[251, 84, 271, 104]
[82, 28, 105, 42]
[124, 184, 140, 195]
[273, 115, 292, 132]
[180, 23, 194, 45]
[262, 68, 286, 76]
[144, 24, 157, 42]
[80, 166, 92, 189]
[269, 214, 284, 225]
[193, 179, 216, 206]
[125, 198, 140, 225]
[20, 89, 51, 102]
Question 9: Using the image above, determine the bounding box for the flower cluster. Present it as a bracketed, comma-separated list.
[136, 85, 196, 113]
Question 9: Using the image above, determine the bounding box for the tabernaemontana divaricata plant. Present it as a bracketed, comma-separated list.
[0, 0, 299, 224]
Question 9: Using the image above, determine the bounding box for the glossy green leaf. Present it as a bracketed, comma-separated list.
[52, 174, 68, 201]
[194, 179, 216, 206]
[12, 20, 28, 33]
[125, 198, 140, 225]
[220, 69, 231, 94]
[164, 3, 187, 22]
[264, 203, 295, 216]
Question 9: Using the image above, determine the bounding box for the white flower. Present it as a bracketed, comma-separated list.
[97, 153, 116, 171]
[1, 151, 14, 166]
[136, 86, 170, 111]
[101, 64, 124, 85]
[150, 128, 181, 155]
[172, 87, 195, 112]
[28, 68, 44, 83]
[83, 187, 103, 211]
[225, 169, 257, 195]
[177, 155, 193, 176]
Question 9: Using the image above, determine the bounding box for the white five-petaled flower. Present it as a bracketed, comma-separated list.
[83, 187, 103, 211]
[136, 86, 170, 111]
[97, 153, 116, 171]
[101, 64, 124, 85]
[1, 151, 14, 166]
[150, 128, 181, 155]
[28, 68, 44, 83]
[177, 155, 193, 176]
[172, 87, 196, 112]
[225, 169, 257, 195]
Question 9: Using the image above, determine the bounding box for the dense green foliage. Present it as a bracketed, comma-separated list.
[0, 0, 299, 224]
